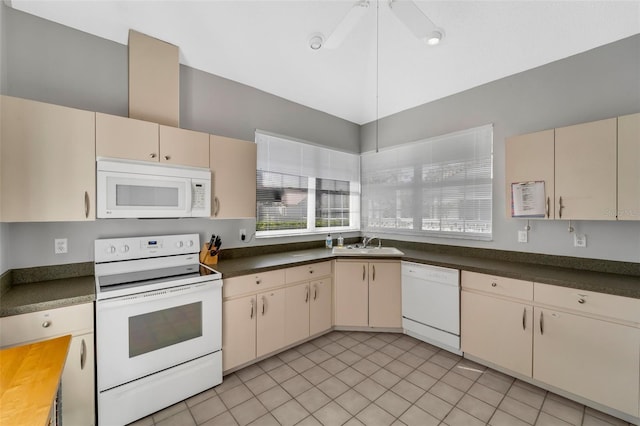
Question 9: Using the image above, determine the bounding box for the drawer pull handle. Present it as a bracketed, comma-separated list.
[558, 196, 564, 219]
[362, 265, 366, 281]
[313, 285, 318, 301]
[546, 196, 550, 218]
[149, 153, 157, 159]
[491, 282, 497, 287]
[250, 299, 255, 319]
[80, 338, 87, 370]
[84, 191, 90, 218]
[164, 155, 171, 161]
[578, 298, 585, 304]
[305, 286, 309, 303]
[539, 311, 544, 335]
[372, 265, 376, 281]
[42, 321, 51, 328]
[522, 308, 526, 330]
[261, 296, 266, 315]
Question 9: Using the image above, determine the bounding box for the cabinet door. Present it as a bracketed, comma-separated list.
[334, 261, 369, 327]
[505, 129, 555, 219]
[210, 135, 257, 218]
[534, 307, 640, 417]
[1, 96, 96, 222]
[95, 112, 159, 162]
[62, 333, 95, 426]
[368, 261, 402, 328]
[284, 283, 310, 346]
[461, 291, 533, 377]
[257, 289, 286, 357]
[222, 295, 257, 371]
[618, 112, 640, 221]
[310, 278, 332, 336]
[555, 118, 617, 220]
[159, 125, 210, 168]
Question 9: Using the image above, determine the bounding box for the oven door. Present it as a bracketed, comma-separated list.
[97, 170, 193, 218]
[96, 280, 221, 391]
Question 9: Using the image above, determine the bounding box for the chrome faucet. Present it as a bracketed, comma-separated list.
[362, 236, 381, 248]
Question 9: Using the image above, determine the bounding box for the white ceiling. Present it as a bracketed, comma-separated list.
[8, 0, 640, 125]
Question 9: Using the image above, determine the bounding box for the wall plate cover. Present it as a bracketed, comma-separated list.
[55, 238, 68, 254]
[518, 230, 528, 243]
[574, 234, 587, 248]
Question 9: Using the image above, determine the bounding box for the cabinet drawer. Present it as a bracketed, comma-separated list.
[461, 271, 533, 301]
[285, 261, 332, 284]
[0, 303, 94, 348]
[534, 283, 640, 324]
[223, 269, 285, 299]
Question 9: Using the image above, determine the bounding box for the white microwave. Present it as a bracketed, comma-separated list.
[97, 159, 211, 218]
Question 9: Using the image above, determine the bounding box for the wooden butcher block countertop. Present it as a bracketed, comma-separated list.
[0, 334, 71, 426]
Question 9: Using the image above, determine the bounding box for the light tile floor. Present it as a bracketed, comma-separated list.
[128, 331, 634, 426]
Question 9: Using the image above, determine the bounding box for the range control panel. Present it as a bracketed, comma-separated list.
[95, 234, 200, 263]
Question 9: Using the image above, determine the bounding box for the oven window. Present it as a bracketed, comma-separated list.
[116, 184, 180, 207]
[128, 302, 202, 357]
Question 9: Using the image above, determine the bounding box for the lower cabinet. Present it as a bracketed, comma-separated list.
[0, 303, 95, 425]
[334, 259, 401, 328]
[461, 291, 533, 377]
[533, 307, 640, 417]
[461, 272, 640, 420]
[222, 295, 257, 371]
[222, 261, 332, 372]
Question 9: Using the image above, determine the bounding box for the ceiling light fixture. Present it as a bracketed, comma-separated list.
[388, 0, 445, 46]
[308, 34, 324, 50]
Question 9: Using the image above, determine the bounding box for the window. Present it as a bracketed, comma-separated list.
[361, 125, 493, 240]
[256, 132, 360, 237]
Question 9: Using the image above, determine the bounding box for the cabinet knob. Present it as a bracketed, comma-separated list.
[149, 153, 157, 159]
[309, 269, 314, 274]
[42, 321, 51, 328]
[164, 155, 171, 161]
[256, 279, 261, 285]
[578, 298, 585, 304]
[491, 282, 497, 287]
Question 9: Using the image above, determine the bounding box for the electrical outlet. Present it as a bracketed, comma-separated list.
[239, 229, 246, 241]
[55, 238, 68, 254]
[518, 230, 528, 243]
[574, 234, 587, 248]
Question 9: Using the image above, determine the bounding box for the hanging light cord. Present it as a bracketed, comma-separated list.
[375, 0, 380, 153]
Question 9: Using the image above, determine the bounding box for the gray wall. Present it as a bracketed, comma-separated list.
[0, 4, 360, 271]
[361, 34, 640, 262]
[0, 2, 7, 274]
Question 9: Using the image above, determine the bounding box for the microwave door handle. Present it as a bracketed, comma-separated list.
[185, 179, 193, 215]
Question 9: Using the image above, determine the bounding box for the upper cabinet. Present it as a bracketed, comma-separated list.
[505, 129, 555, 219]
[1, 96, 96, 222]
[618, 113, 640, 221]
[96, 113, 209, 168]
[210, 135, 257, 218]
[555, 118, 617, 220]
[506, 113, 638, 221]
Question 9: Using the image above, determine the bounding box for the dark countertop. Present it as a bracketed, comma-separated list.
[213, 247, 640, 299]
[0, 276, 95, 317]
[1, 245, 638, 318]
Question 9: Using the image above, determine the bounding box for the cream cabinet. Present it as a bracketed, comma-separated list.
[221, 261, 331, 372]
[334, 259, 401, 328]
[555, 118, 617, 220]
[618, 112, 640, 220]
[222, 295, 257, 371]
[256, 288, 286, 357]
[210, 135, 257, 218]
[1, 96, 95, 222]
[96, 112, 209, 168]
[460, 271, 534, 377]
[309, 278, 332, 336]
[505, 129, 555, 219]
[0, 303, 95, 426]
[533, 283, 640, 418]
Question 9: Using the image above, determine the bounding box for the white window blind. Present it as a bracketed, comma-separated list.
[256, 131, 360, 236]
[361, 125, 493, 240]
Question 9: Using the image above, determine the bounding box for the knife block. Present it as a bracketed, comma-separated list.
[199, 243, 218, 265]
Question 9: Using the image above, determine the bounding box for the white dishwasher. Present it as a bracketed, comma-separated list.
[401, 261, 461, 355]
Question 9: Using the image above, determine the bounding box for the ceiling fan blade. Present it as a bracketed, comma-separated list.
[388, 0, 439, 41]
[324, 0, 370, 50]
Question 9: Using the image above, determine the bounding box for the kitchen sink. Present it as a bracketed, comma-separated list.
[332, 246, 404, 257]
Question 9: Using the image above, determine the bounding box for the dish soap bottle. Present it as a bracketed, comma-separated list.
[337, 234, 344, 248]
[325, 234, 333, 249]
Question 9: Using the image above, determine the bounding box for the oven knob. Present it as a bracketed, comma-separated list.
[106, 245, 116, 254]
[176, 241, 184, 248]
[187, 240, 194, 247]
[119, 245, 130, 253]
